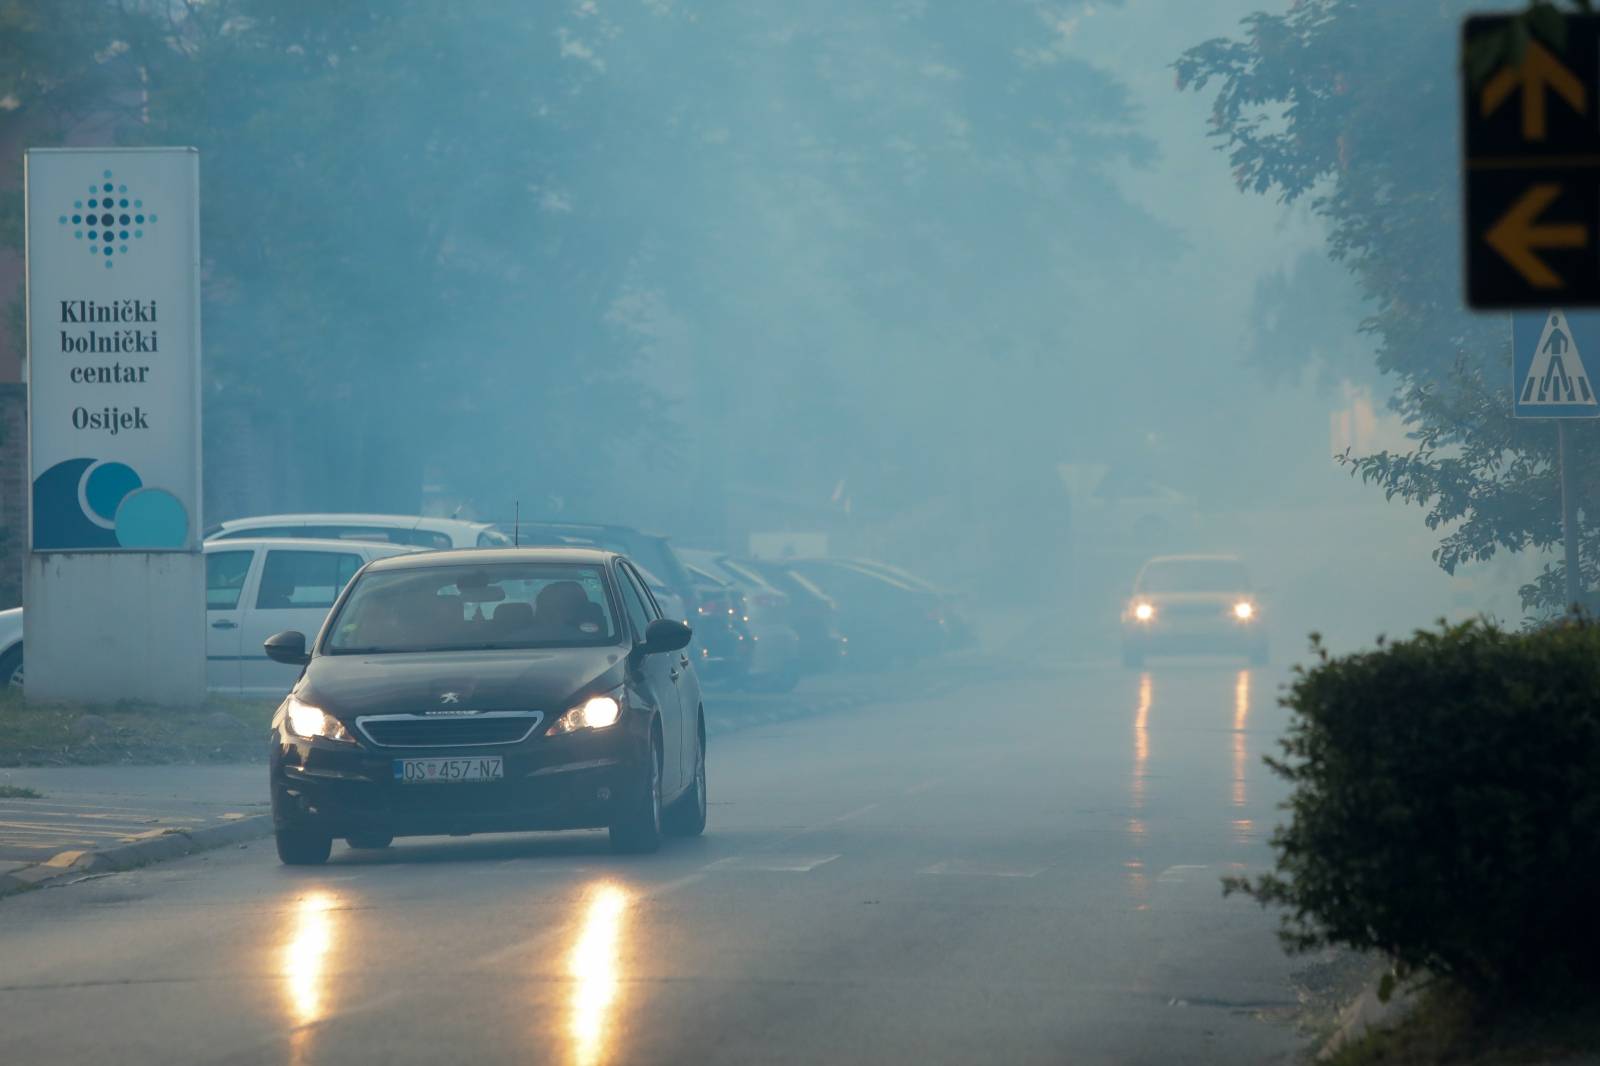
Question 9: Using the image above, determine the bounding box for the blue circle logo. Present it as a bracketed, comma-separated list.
[32, 458, 189, 550]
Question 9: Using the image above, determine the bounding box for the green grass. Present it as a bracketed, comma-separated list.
[0, 692, 278, 766]
[0, 784, 41, 798]
[1327, 983, 1600, 1066]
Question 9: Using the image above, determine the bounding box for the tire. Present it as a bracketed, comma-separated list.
[1122, 644, 1144, 669]
[609, 727, 663, 854]
[664, 718, 707, 838]
[276, 825, 333, 866]
[346, 833, 393, 850]
[0, 644, 23, 693]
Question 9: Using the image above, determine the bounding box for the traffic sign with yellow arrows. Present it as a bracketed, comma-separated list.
[1464, 15, 1600, 308]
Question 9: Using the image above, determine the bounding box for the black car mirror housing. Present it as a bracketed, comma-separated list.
[641, 618, 693, 655]
[264, 630, 311, 666]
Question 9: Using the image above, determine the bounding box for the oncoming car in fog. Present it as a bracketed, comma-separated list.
[265, 548, 706, 864]
[1121, 554, 1267, 668]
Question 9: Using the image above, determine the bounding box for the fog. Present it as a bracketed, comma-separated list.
[22, 0, 1541, 656]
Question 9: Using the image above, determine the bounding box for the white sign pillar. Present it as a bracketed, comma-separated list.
[22, 148, 205, 704]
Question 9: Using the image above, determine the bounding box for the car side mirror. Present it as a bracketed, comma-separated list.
[642, 618, 692, 655]
[264, 630, 310, 666]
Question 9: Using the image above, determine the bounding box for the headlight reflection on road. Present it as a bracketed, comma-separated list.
[569, 882, 631, 1066]
[1232, 669, 1254, 843]
[282, 890, 341, 1066]
[1129, 671, 1152, 839]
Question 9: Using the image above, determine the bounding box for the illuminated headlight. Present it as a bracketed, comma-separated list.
[1234, 601, 1255, 621]
[1133, 602, 1155, 622]
[547, 694, 622, 736]
[284, 696, 350, 742]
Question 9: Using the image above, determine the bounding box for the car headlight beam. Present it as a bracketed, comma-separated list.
[284, 696, 350, 742]
[548, 694, 623, 736]
[1133, 602, 1155, 622]
[1234, 601, 1255, 621]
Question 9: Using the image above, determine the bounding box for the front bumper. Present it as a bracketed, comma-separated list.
[1122, 619, 1264, 654]
[269, 716, 651, 839]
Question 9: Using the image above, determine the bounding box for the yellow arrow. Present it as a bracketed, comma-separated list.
[1486, 183, 1587, 288]
[1482, 40, 1587, 140]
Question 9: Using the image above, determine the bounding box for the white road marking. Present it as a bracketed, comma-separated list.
[707, 854, 842, 873]
[920, 860, 1045, 878]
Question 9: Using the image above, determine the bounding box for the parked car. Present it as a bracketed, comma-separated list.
[207, 513, 513, 550]
[678, 561, 754, 687]
[0, 538, 419, 700]
[680, 549, 802, 691]
[266, 547, 705, 863]
[0, 608, 22, 690]
[831, 558, 974, 650]
[725, 556, 848, 674]
[1121, 554, 1267, 667]
[784, 559, 951, 665]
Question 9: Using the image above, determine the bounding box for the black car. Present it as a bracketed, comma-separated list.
[265, 547, 707, 864]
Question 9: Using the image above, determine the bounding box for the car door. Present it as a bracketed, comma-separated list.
[616, 562, 684, 796]
[629, 561, 699, 782]
[204, 547, 256, 695]
[239, 548, 365, 699]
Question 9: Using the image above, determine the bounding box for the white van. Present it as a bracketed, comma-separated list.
[0, 538, 419, 699]
[206, 513, 513, 550]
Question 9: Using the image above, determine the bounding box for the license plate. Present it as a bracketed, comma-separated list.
[393, 756, 504, 784]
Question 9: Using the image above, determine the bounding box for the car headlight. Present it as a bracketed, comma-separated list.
[1133, 602, 1155, 622]
[1234, 601, 1255, 621]
[284, 695, 351, 742]
[547, 694, 623, 736]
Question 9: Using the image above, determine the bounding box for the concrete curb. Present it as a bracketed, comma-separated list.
[0, 813, 272, 899]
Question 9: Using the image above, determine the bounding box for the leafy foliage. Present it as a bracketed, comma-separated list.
[1178, 1, 1598, 615]
[1229, 620, 1600, 997]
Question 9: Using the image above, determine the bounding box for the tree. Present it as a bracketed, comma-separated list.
[1178, 0, 1595, 615]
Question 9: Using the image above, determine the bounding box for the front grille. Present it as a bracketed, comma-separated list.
[1163, 602, 1227, 619]
[356, 712, 544, 748]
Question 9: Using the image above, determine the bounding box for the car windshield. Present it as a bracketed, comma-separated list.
[1138, 560, 1250, 594]
[324, 563, 619, 653]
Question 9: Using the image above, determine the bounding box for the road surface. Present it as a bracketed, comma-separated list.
[0, 661, 1302, 1064]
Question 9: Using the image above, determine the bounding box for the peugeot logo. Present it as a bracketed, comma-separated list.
[439, 692, 461, 704]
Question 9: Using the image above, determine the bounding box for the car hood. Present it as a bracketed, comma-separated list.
[297, 647, 629, 717]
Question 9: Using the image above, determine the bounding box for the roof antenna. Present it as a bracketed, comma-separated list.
[514, 501, 520, 547]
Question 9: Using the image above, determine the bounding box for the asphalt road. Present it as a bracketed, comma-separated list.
[0, 660, 1302, 1064]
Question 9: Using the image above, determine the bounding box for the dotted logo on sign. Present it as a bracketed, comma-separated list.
[55, 169, 158, 270]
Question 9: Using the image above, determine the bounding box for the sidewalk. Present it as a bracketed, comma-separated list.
[0, 764, 268, 896]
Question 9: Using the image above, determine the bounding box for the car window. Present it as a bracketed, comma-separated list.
[256, 550, 364, 610]
[617, 567, 652, 639]
[623, 564, 661, 620]
[326, 563, 620, 652]
[206, 550, 254, 610]
[1137, 560, 1250, 594]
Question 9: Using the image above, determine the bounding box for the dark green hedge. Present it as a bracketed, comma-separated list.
[1232, 620, 1600, 996]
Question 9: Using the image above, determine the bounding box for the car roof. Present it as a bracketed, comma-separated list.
[203, 537, 424, 555]
[211, 513, 493, 533]
[361, 546, 618, 572]
[1141, 554, 1244, 566]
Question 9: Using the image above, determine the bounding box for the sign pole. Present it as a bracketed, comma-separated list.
[1560, 421, 1583, 609]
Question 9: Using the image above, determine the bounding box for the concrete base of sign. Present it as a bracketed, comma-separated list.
[23, 553, 206, 705]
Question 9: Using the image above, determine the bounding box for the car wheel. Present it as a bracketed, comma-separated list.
[664, 719, 707, 837]
[276, 826, 333, 866]
[609, 726, 663, 854]
[0, 644, 23, 693]
[1122, 644, 1144, 668]
[346, 833, 393, 850]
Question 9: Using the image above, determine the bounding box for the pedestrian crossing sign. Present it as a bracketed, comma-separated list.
[1512, 309, 1600, 418]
